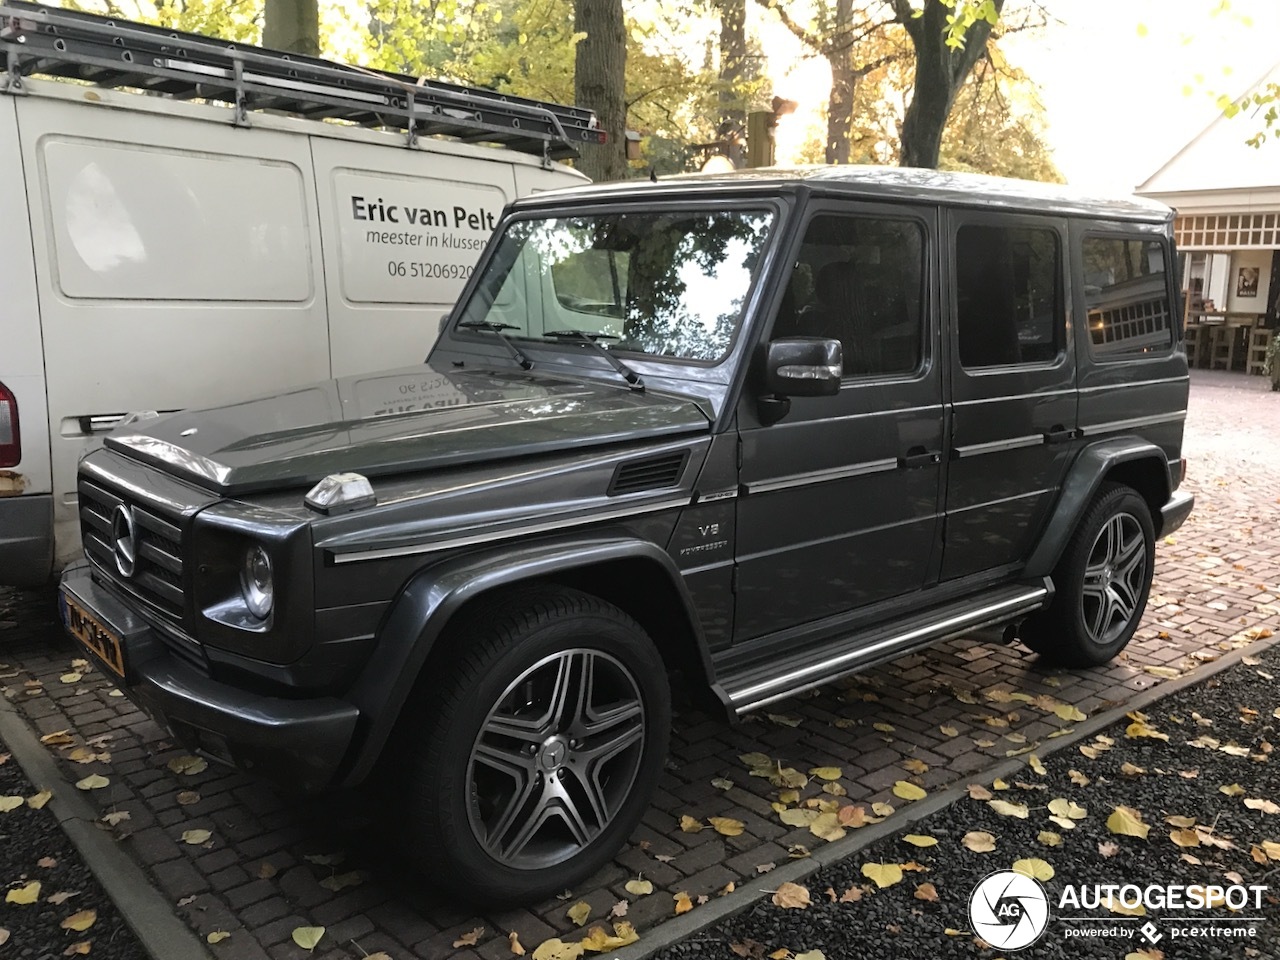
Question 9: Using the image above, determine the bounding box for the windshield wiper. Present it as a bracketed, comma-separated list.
[543, 330, 644, 392]
[457, 320, 533, 371]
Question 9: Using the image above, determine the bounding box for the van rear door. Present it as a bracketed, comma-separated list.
[16, 93, 330, 567]
[0, 95, 54, 584]
[310, 138, 518, 379]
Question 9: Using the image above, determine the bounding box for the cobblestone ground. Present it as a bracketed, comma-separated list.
[0, 371, 1277, 960]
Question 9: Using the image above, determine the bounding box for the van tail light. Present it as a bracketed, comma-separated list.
[0, 381, 19, 468]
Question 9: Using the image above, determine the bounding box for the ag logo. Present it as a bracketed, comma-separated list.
[968, 870, 1050, 951]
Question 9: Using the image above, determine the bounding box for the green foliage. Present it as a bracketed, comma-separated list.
[63, 0, 263, 43]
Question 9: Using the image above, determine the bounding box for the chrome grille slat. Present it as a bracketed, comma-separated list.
[78, 478, 187, 623]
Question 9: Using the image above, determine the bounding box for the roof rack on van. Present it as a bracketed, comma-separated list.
[0, 0, 603, 160]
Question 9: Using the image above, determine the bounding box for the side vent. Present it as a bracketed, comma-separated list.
[608, 451, 689, 496]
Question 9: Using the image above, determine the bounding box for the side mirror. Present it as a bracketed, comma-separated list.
[437, 311, 453, 337]
[764, 337, 842, 397]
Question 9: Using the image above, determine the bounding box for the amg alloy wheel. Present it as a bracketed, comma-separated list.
[401, 587, 670, 905]
[1020, 483, 1155, 667]
[467, 648, 646, 870]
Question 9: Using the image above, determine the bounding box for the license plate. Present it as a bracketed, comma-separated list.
[64, 594, 127, 679]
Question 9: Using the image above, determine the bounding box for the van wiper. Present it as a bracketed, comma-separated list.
[543, 330, 644, 391]
[457, 320, 533, 370]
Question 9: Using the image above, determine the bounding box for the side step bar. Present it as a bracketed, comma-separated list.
[716, 581, 1052, 715]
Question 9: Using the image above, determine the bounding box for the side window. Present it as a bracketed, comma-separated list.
[1082, 236, 1172, 358]
[779, 215, 924, 378]
[956, 224, 1062, 368]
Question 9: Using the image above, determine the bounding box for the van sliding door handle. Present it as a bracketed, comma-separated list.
[899, 448, 941, 469]
[1044, 426, 1076, 445]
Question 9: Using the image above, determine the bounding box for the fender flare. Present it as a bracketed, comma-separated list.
[1023, 437, 1172, 579]
[336, 533, 706, 785]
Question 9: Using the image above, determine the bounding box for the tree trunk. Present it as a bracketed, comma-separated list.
[574, 0, 629, 182]
[263, 0, 319, 55]
[716, 0, 747, 167]
[898, 0, 1003, 169]
[825, 55, 856, 164]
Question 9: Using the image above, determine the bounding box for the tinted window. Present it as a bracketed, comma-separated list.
[778, 215, 924, 378]
[956, 224, 1062, 368]
[1082, 237, 1172, 358]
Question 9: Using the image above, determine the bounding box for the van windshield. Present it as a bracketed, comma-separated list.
[453, 208, 775, 363]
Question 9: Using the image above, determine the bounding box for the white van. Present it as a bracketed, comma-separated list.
[0, 1, 593, 585]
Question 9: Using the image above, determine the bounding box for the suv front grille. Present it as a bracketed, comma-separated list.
[79, 479, 186, 623]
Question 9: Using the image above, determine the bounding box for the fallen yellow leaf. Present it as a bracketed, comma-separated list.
[1038, 831, 1062, 847]
[709, 817, 745, 837]
[809, 812, 846, 843]
[914, 882, 939, 902]
[892, 781, 926, 801]
[532, 938, 585, 960]
[5, 881, 40, 905]
[181, 829, 212, 845]
[861, 863, 904, 888]
[1012, 858, 1055, 881]
[292, 926, 326, 951]
[27, 791, 52, 810]
[0, 797, 24, 813]
[567, 902, 591, 926]
[674, 891, 694, 915]
[1107, 806, 1151, 839]
[624, 879, 653, 897]
[809, 766, 842, 781]
[771, 882, 811, 909]
[74, 775, 109, 791]
[509, 930, 526, 956]
[988, 799, 1029, 819]
[207, 931, 231, 944]
[679, 815, 704, 834]
[962, 831, 997, 852]
[902, 834, 938, 848]
[167, 756, 208, 776]
[60, 909, 96, 932]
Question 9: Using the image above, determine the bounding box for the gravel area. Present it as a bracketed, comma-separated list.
[652, 641, 1280, 960]
[0, 728, 147, 960]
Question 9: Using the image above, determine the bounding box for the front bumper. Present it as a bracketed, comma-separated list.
[59, 562, 359, 792]
[0, 493, 53, 587]
[1160, 489, 1195, 537]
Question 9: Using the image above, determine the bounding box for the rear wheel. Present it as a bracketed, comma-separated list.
[1021, 483, 1155, 667]
[402, 587, 670, 905]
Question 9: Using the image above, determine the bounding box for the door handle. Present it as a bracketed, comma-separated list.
[1044, 425, 1076, 445]
[899, 447, 941, 469]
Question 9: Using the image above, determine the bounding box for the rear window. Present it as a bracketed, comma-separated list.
[1082, 237, 1173, 359]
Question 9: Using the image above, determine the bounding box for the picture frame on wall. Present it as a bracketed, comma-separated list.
[1237, 266, 1260, 298]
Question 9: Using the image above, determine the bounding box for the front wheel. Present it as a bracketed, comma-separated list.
[1021, 483, 1155, 667]
[403, 587, 671, 905]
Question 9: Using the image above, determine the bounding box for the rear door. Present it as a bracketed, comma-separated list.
[941, 210, 1078, 581]
[734, 201, 944, 641]
[310, 138, 520, 379]
[16, 94, 329, 567]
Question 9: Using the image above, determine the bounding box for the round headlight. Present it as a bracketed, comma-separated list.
[240, 545, 273, 620]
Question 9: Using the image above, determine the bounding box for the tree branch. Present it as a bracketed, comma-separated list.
[750, 0, 822, 53]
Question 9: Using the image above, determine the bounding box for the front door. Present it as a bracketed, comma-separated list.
[734, 203, 944, 641]
[941, 210, 1078, 582]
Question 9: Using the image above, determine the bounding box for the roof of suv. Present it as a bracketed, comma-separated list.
[519, 165, 1173, 223]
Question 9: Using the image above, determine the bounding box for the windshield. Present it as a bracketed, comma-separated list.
[454, 208, 775, 363]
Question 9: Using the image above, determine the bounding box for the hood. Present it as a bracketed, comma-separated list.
[104, 364, 711, 496]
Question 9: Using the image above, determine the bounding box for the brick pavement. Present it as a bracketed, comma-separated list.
[0, 370, 1277, 960]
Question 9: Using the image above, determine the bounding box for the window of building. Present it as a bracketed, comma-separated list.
[1082, 236, 1172, 358]
[778, 215, 925, 378]
[955, 224, 1062, 368]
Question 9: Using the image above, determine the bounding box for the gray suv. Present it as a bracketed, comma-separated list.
[59, 167, 1193, 905]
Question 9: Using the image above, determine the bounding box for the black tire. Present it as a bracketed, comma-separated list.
[402, 586, 671, 906]
[1021, 482, 1155, 667]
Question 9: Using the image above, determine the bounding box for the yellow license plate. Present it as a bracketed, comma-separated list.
[64, 594, 127, 679]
